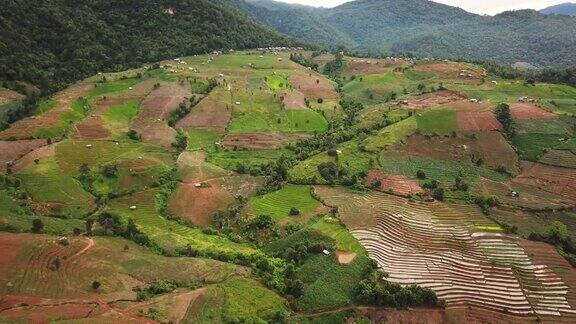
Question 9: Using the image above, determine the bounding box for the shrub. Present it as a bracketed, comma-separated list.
[92, 281, 101, 290]
[31, 218, 44, 233]
[416, 170, 426, 179]
[289, 207, 301, 216]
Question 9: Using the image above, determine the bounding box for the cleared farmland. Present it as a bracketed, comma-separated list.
[316, 186, 576, 318]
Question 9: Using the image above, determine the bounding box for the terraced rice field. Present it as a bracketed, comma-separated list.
[316, 186, 576, 319]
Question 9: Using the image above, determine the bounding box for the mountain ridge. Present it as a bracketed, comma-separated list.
[228, 0, 576, 67]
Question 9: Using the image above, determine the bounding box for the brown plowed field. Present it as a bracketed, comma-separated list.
[0, 139, 47, 172]
[403, 89, 468, 110]
[414, 62, 486, 84]
[0, 83, 92, 140]
[510, 103, 557, 121]
[288, 75, 339, 100]
[0, 88, 24, 105]
[221, 132, 310, 150]
[539, 150, 576, 169]
[364, 169, 424, 196]
[452, 100, 503, 132]
[280, 90, 307, 110]
[132, 82, 191, 148]
[512, 162, 576, 203]
[176, 89, 231, 132]
[392, 132, 519, 174]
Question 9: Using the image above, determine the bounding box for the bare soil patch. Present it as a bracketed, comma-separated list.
[364, 169, 424, 196]
[221, 132, 310, 150]
[0, 88, 24, 105]
[280, 90, 307, 110]
[344, 58, 406, 75]
[168, 180, 234, 227]
[414, 61, 486, 84]
[132, 82, 191, 148]
[539, 150, 576, 169]
[453, 100, 503, 132]
[288, 75, 339, 100]
[0, 83, 92, 140]
[512, 162, 576, 203]
[335, 250, 357, 264]
[509, 102, 557, 121]
[176, 90, 231, 132]
[0, 139, 47, 172]
[402, 89, 468, 110]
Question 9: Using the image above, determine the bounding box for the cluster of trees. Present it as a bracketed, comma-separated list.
[154, 168, 179, 219]
[289, 53, 319, 71]
[481, 62, 576, 86]
[136, 279, 180, 301]
[323, 52, 346, 76]
[495, 103, 515, 138]
[355, 274, 439, 308]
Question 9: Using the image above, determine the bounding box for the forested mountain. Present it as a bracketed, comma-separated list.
[541, 3, 576, 16]
[0, 0, 297, 93]
[229, 0, 576, 68]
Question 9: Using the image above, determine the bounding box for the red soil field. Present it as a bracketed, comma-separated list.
[512, 162, 576, 203]
[288, 75, 339, 100]
[132, 82, 191, 148]
[510, 103, 557, 121]
[0, 83, 92, 140]
[452, 101, 503, 132]
[280, 90, 307, 110]
[221, 132, 310, 150]
[168, 180, 234, 227]
[402, 89, 468, 110]
[0, 139, 47, 172]
[364, 169, 424, 196]
[176, 90, 231, 132]
[539, 150, 576, 169]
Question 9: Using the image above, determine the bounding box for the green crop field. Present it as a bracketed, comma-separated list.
[16, 158, 95, 217]
[416, 108, 456, 135]
[512, 133, 566, 161]
[309, 217, 365, 254]
[363, 116, 417, 151]
[218, 278, 287, 322]
[89, 78, 140, 97]
[107, 189, 255, 254]
[33, 98, 55, 115]
[0, 190, 84, 234]
[247, 185, 320, 221]
[186, 128, 222, 152]
[103, 100, 140, 135]
[289, 140, 376, 184]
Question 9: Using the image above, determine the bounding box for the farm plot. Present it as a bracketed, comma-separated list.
[0, 83, 92, 140]
[16, 158, 95, 217]
[510, 103, 557, 121]
[364, 169, 424, 196]
[207, 149, 294, 171]
[539, 150, 576, 169]
[107, 189, 256, 254]
[480, 178, 571, 210]
[0, 233, 249, 322]
[176, 88, 232, 133]
[363, 116, 417, 151]
[511, 162, 576, 203]
[413, 62, 485, 84]
[451, 101, 503, 132]
[246, 185, 321, 222]
[280, 90, 307, 110]
[315, 186, 576, 318]
[221, 132, 310, 150]
[416, 108, 457, 135]
[402, 89, 468, 111]
[132, 82, 191, 148]
[344, 57, 406, 76]
[0, 139, 47, 173]
[288, 74, 339, 100]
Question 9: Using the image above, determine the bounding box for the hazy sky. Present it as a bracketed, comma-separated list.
[275, 0, 570, 15]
